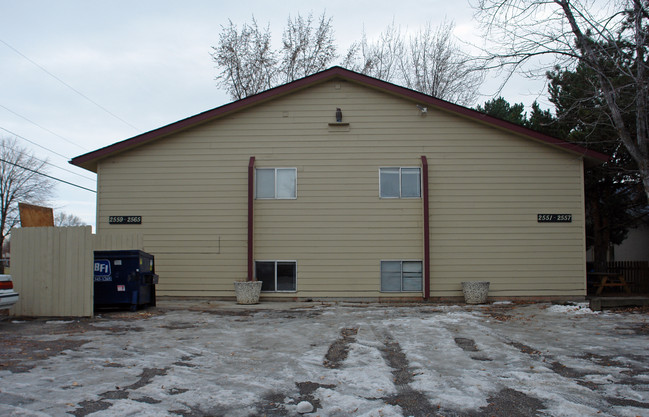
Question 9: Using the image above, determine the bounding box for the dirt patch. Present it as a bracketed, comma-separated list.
[608, 305, 649, 314]
[252, 381, 338, 416]
[550, 361, 585, 379]
[0, 337, 90, 373]
[254, 391, 290, 416]
[455, 337, 479, 352]
[93, 309, 163, 320]
[384, 389, 441, 417]
[173, 353, 202, 368]
[481, 303, 515, 321]
[606, 396, 649, 409]
[296, 381, 336, 411]
[609, 354, 649, 385]
[173, 361, 198, 368]
[0, 310, 160, 373]
[168, 387, 189, 395]
[123, 367, 169, 390]
[323, 327, 358, 368]
[288, 308, 325, 319]
[508, 341, 543, 356]
[487, 312, 514, 322]
[132, 395, 162, 404]
[378, 332, 415, 386]
[455, 337, 492, 361]
[160, 323, 199, 330]
[92, 324, 145, 334]
[69, 399, 112, 417]
[620, 322, 649, 335]
[168, 404, 208, 417]
[468, 388, 546, 416]
[549, 361, 601, 390]
[71, 367, 169, 417]
[2, 317, 94, 335]
[0, 319, 96, 373]
[582, 352, 626, 368]
[373, 328, 438, 416]
[198, 310, 253, 317]
[168, 402, 235, 417]
[510, 343, 613, 391]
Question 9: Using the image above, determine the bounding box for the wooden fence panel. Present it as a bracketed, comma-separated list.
[11, 226, 94, 317]
[9, 228, 144, 317]
[609, 261, 649, 294]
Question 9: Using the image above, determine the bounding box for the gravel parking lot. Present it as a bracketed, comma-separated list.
[0, 300, 648, 416]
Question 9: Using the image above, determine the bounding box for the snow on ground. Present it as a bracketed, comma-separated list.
[0, 302, 648, 416]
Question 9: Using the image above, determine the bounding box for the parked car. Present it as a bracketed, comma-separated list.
[0, 274, 19, 310]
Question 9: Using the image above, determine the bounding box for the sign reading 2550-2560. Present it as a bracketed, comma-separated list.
[109, 216, 142, 224]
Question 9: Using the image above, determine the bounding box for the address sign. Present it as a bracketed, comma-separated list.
[109, 216, 142, 225]
[537, 214, 572, 223]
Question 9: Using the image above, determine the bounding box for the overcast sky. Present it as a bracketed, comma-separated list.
[1, 0, 550, 228]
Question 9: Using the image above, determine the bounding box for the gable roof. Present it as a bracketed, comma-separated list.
[70, 66, 609, 172]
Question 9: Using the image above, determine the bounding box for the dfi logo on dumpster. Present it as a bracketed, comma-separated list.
[94, 260, 112, 282]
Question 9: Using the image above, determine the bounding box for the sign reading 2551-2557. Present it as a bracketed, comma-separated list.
[109, 216, 142, 224]
[537, 214, 572, 223]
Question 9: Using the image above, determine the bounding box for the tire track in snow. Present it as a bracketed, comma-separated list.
[323, 327, 358, 369]
[372, 327, 441, 417]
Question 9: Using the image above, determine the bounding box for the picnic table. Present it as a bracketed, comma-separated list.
[588, 271, 632, 295]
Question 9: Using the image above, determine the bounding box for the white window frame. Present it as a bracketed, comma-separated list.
[379, 167, 421, 199]
[254, 260, 298, 292]
[380, 260, 423, 292]
[255, 167, 297, 199]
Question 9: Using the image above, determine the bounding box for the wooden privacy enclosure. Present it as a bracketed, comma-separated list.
[608, 261, 649, 294]
[10, 226, 143, 317]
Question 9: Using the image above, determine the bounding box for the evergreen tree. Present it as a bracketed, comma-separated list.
[475, 97, 526, 125]
[475, 0, 649, 203]
[547, 62, 646, 270]
[526, 101, 565, 138]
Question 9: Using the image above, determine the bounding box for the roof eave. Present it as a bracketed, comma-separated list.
[70, 66, 609, 172]
[69, 69, 346, 172]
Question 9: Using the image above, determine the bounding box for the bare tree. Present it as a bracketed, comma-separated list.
[212, 14, 484, 105]
[212, 13, 336, 100]
[280, 12, 337, 83]
[0, 137, 54, 268]
[401, 21, 484, 105]
[343, 21, 484, 105]
[54, 211, 86, 227]
[475, 0, 649, 201]
[211, 18, 277, 100]
[342, 22, 405, 82]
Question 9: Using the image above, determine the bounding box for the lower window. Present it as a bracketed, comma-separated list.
[381, 261, 422, 292]
[255, 261, 297, 292]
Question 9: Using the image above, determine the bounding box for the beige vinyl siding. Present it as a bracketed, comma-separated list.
[428, 147, 585, 296]
[96, 79, 586, 298]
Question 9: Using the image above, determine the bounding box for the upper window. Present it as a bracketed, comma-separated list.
[380, 167, 421, 198]
[381, 261, 422, 292]
[256, 168, 297, 199]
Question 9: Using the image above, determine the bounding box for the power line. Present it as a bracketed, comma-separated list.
[0, 103, 89, 151]
[0, 158, 96, 193]
[0, 126, 71, 159]
[0, 38, 140, 132]
[41, 159, 96, 182]
[0, 126, 96, 181]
